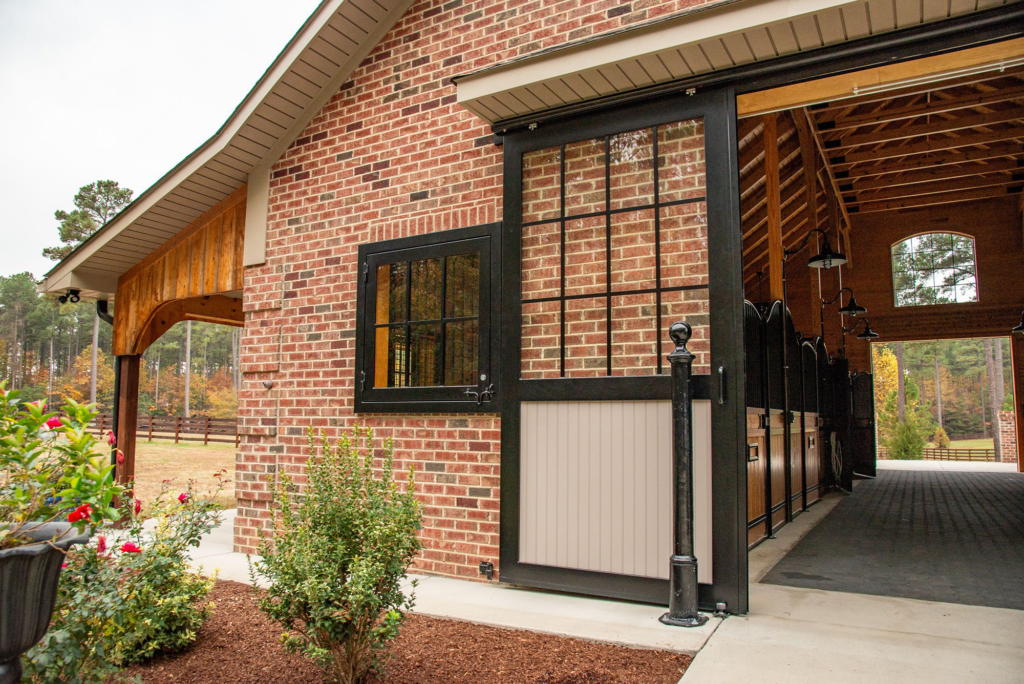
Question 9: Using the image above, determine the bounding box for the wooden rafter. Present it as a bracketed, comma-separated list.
[831, 108, 1024, 148]
[844, 158, 1024, 190]
[803, 108, 853, 264]
[837, 127, 1024, 164]
[848, 174, 1020, 204]
[852, 185, 1022, 213]
[828, 84, 1024, 130]
[839, 142, 1024, 177]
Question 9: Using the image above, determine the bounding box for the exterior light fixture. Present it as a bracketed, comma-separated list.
[844, 318, 879, 340]
[1013, 311, 1024, 334]
[57, 289, 81, 304]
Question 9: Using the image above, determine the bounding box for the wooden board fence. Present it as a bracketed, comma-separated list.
[877, 447, 996, 462]
[89, 413, 238, 447]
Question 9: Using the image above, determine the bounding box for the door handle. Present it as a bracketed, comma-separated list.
[718, 365, 726, 404]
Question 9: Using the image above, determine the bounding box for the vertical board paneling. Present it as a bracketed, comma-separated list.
[521, 400, 712, 582]
[113, 186, 247, 355]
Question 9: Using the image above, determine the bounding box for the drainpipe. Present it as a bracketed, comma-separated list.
[96, 301, 117, 466]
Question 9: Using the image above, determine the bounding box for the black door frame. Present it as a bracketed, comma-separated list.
[493, 3, 1024, 616]
[499, 87, 747, 612]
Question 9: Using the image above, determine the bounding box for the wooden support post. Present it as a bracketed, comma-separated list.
[1011, 334, 1024, 473]
[115, 355, 140, 488]
[802, 108, 854, 266]
[174, 416, 180, 444]
[204, 416, 210, 446]
[764, 113, 784, 301]
[148, 416, 153, 442]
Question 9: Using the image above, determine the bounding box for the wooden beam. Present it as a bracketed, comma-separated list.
[1011, 335, 1024, 472]
[836, 127, 1024, 164]
[792, 110, 820, 253]
[743, 166, 807, 240]
[764, 113, 783, 301]
[829, 84, 1024, 130]
[736, 38, 1024, 117]
[848, 174, 1020, 204]
[115, 355, 140, 488]
[804, 108, 853, 265]
[832, 109, 1024, 148]
[851, 184, 1022, 213]
[840, 143, 1024, 177]
[844, 158, 1024, 191]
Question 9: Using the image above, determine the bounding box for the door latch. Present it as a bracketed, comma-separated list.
[464, 383, 494, 405]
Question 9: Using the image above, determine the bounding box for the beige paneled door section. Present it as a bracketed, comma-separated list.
[520, 401, 712, 584]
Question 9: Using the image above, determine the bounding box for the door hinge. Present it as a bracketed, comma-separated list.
[363, 263, 369, 283]
[359, 370, 366, 392]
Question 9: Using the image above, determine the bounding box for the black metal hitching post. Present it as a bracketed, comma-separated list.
[660, 321, 709, 628]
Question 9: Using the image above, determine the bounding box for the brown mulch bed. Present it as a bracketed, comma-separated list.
[125, 580, 690, 684]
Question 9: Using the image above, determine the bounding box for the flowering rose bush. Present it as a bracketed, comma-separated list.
[0, 384, 124, 547]
[252, 427, 421, 684]
[23, 475, 226, 683]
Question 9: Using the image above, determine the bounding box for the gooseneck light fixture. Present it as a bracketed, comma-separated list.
[844, 318, 879, 340]
[1012, 311, 1024, 335]
[819, 286, 867, 340]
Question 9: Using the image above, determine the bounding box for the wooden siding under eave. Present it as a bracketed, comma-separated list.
[113, 185, 247, 356]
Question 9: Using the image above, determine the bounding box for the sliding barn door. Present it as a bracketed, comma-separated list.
[500, 87, 747, 612]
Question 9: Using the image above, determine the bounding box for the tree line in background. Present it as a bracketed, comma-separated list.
[0, 181, 240, 419]
[872, 338, 1013, 459]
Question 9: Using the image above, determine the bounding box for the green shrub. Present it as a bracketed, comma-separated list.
[23, 476, 224, 683]
[887, 421, 926, 460]
[933, 425, 951, 449]
[252, 427, 422, 684]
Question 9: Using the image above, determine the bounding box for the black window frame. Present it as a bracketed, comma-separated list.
[354, 222, 502, 413]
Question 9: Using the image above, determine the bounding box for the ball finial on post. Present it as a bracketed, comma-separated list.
[669, 321, 692, 348]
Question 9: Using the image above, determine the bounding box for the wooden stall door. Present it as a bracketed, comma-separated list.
[851, 372, 876, 478]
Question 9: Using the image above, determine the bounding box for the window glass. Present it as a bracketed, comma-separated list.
[891, 233, 977, 307]
[519, 117, 708, 378]
[374, 251, 480, 388]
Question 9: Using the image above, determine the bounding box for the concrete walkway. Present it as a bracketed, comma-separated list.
[190, 489, 1024, 683]
[681, 492, 1024, 684]
[876, 458, 1017, 473]
[186, 509, 720, 655]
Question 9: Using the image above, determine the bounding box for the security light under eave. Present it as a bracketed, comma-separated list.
[1013, 312, 1024, 334]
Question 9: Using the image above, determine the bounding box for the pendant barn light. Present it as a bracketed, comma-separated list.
[807, 232, 847, 270]
[838, 294, 867, 317]
[845, 318, 879, 340]
[1012, 312, 1024, 335]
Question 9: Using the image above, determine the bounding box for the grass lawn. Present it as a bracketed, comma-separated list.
[133, 439, 235, 510]
[925, 438, 995, 450]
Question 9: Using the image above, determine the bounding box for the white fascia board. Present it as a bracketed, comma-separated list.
[241, 0, 416, 267]
[40, 0, 353, 295]
[456, 0, 863, 105]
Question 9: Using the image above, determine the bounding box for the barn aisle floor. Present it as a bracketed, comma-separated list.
[761, 468, 1024, 609]
[682, 482, 1024, 684]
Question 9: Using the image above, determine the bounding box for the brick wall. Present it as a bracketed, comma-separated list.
[998, 411, 1017, 464]
[235, 0, 725, 581]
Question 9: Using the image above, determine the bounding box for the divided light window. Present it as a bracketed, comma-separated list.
[891, 233, 978, 307]
[355, 223, 500, 413]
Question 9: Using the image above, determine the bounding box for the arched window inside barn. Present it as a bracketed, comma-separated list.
[891, 233, 978, 307]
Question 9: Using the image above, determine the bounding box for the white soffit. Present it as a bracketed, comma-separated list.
[40, 0, 413, 300]
[454, 0, 1019, 125]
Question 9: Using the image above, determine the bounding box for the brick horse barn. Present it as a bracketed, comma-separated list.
[40, 0, 1024, 615]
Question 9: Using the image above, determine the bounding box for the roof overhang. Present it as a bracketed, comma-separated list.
[40, 0, 413, 301]
[454, 0, 1023, 128]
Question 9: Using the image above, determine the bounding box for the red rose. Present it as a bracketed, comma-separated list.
[67, 511, 82, 523]
[74, 504, 92, 519]
[116, 450, 125, 465]
[134, 498, 142, 515]
[107, 430, 116, 447]
[45, 416, 62, 430]
[96, 535, 107, 553]
[119, 542, 141, 554]
[178, 493, 189, 504]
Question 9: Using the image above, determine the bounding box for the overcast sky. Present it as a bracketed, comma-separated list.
[0, 0, 322, 281]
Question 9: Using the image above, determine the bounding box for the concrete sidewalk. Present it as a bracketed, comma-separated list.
[186, 509, 720, 655]
[681, 495, 1024, 684]
[189, 503, 1024, 683]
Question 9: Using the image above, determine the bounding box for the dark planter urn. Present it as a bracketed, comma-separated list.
[0, 522, 89, 684]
